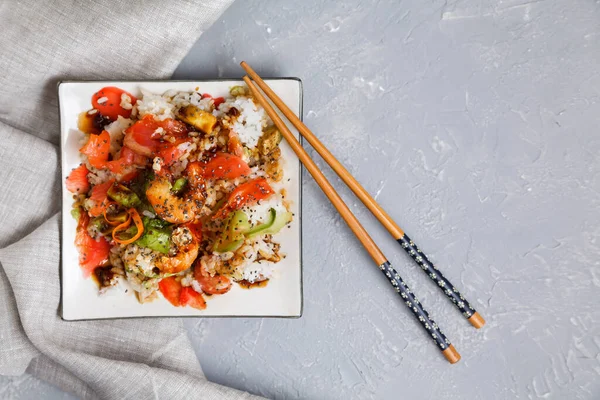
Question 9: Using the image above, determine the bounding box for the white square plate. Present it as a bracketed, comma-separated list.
[59, 79, 303, 320]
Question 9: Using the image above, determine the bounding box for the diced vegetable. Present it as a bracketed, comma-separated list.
[201, 153, 251, 180]
[124, 115, 189, 157]
[135, 217, 172, 254]
[257, 126, 282, 156]
[227, 130, 244, 158]
[107, 183, 141, 208]
[229, 86, 247, 96]
[74, 208, 111, 277]
[80, 130, 111, 168]
[91, 87, 137, 121]
[71, 207, 81, 221]
[66, 164, 90, 194]
[158, 277, 182, 306]
[145, 217, 170, 229]
[157, 144, 185, 168]
[88, 216, 114, 237]
[177, 105, 217, 134]
[201, 93, 225, 108]
[171, 177, 187, 194]
[104, 146, 148, 176]
[123, 116, 161, 156]
[179, 287, 206, 310]
[119, 170, 140, 183]
[88, 180, 115, 217]
[213, 97, 225, 107]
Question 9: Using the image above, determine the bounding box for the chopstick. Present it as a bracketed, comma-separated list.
[241, 61, 485, 329]
[243, 76, 460, 364]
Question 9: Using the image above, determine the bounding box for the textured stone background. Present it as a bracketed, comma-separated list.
[2, 0, 600, 399]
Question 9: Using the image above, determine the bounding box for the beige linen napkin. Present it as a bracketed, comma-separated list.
[0, 1, 262, 398]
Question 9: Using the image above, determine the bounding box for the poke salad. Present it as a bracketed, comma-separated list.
[65, 85, 292, 310]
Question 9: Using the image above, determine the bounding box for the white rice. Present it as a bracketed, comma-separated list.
[125, 270, 159, 303]
[242, 261, 275, 283]
[200, 254, 222, 276]
[137, 89, 216, 120]
[142, 210, 155, 218]
[136, 89, 269, 150]
[180, 271, 194, 287]
[248, 165, 267, 179]
[152, 157, 162, 172]
[203, 186, 217, 208]
[217, 97, 267, 148]
[122, 244, 159, 277]
[170, 158, 188, 177]
[136, 90, 177, 120]
[169, 90, 213, 111]
[237, 236, 279, 282]
[242, 194, 288, 225]
[190, 280, 203, 294]
[120, 93, 133, 110]
[86, 165, 114, 185]
[177, 141, 196, 159]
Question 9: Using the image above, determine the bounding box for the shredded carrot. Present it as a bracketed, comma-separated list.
[112, 208, 144, 245]
[111, 213, 131, 243]
[103, 202, 123, 226]
[129, 208, 144, 241]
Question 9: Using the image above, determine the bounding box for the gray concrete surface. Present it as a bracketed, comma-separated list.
[2, 0, 600, 398]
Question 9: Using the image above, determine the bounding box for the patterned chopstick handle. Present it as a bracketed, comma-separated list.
[397, 234, 476, 319]
[378, 261, 451, 351]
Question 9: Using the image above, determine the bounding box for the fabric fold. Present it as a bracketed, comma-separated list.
[0, 0, 264, 398]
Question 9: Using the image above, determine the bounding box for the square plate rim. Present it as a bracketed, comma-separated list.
[58, 78, 304, 320]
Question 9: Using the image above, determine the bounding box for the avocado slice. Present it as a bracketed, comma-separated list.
[107, 183, 141, 208]
[246, 208, 292, 238]
[245, 208, 276, 237]
[213, 210, 251, 252]
[213, 208, 293, 252]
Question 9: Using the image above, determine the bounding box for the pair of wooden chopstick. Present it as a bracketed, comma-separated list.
[241, 61, 484, 364]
